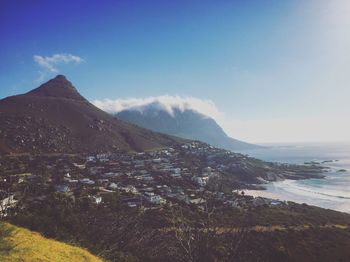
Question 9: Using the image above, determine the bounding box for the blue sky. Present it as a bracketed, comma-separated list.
[1, 0, 349, 143]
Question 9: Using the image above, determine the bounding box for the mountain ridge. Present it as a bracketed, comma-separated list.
[115, 102, 262, 151]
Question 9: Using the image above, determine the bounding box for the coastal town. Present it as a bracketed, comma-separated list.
[0, 141, 327, 216]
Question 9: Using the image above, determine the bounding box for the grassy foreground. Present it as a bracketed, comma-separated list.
[0, 222, 103, 262]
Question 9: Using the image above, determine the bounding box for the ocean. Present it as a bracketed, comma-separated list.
[240, 142, 350, 213]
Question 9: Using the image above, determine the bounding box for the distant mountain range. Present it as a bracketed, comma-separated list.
[0, 75, 180, 154]
[115, 101, 261, 151]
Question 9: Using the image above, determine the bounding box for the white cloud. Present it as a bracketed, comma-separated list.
[93, 95, 223, 120]
[33, 53, 84, 82]
[34, 53, 84, 73]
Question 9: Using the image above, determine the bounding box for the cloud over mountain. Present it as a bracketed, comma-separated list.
[93, 95, 223, 120]
[101, 95, 261, 150]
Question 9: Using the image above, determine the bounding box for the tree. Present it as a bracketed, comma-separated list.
[170, 206, 198, 262]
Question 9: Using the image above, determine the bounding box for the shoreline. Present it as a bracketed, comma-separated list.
[243, 175, 350, 213]
[242, 156, 350, 213]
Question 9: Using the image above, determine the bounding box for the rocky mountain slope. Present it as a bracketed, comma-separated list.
[0, 75, 181, 154]
[116, 102, 260, 151]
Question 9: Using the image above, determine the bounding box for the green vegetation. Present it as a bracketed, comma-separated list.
[1, 146, 349, 261]
[0, 221, 103, 262]
[8, 192, 350, 262]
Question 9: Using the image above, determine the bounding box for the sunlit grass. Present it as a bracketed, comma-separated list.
[0, 222, 103, 262]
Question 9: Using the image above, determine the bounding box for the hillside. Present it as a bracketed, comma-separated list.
[2, 143, 348, 261]
[0, 222, 102, 262]
[0, 75, 181, 154]
[115, 102, 260, 151]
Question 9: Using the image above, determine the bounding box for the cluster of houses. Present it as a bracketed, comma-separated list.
[0, 142, 284, 213]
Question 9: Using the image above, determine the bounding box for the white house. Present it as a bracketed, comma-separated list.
[143, 192, 165, 205]
[192, 176, 209, 187]
[172, 168, 181, 174]
[108, 182, 119, 190]
[0, 194, 17, 215]
[153, 158, 162, 164]
[86, 156, 96, 162]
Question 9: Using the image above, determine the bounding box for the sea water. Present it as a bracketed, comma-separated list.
[240, 142, 350, 213]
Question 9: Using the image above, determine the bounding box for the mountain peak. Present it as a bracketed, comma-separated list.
[43, 74, 73, 87]
[0, 76, 179, 154]
[54, 74, 68, 81]
[26, 75, 85, 101]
